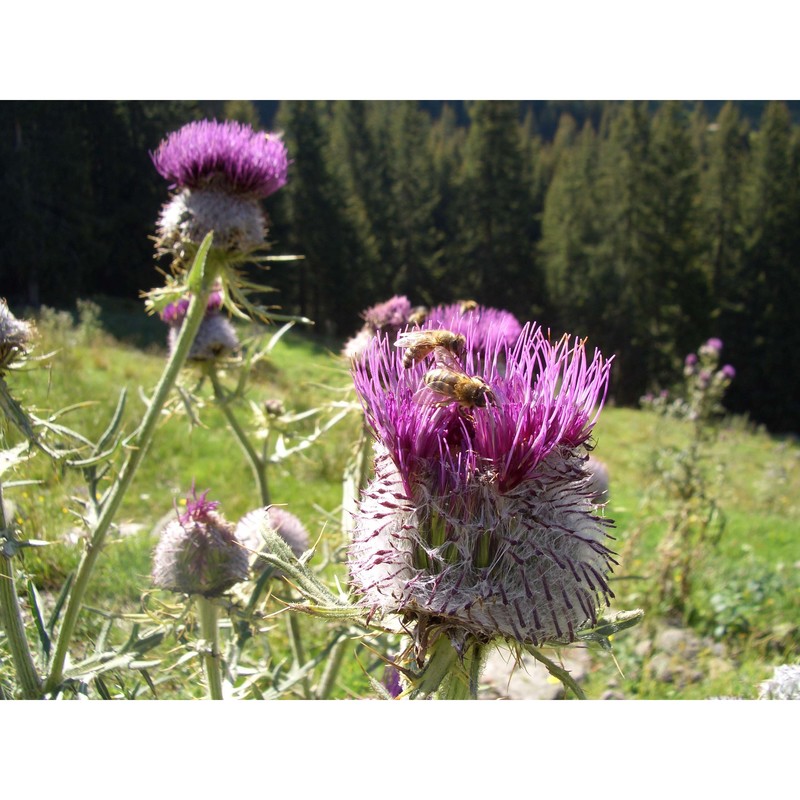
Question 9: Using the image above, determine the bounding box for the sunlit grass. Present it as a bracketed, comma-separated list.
[3, 300, 798, 699]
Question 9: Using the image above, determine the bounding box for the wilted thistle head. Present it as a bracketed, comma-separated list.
[349, 324, 615, 654]
[152, 487, 249, 597]
[0, 299, 34, 373]
[152, 119, 289, 257]
[235, 505, 310, 571]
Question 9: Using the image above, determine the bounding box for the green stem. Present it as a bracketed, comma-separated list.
[286, 612, 311, 698]
[197, 596, 224, 700]
[316, 634, 347, 699]
[207, 366, 270, 507]
[409, 635, 487, 700]
[44, 286, 212, 694]
[412, 635, 459, 698]
[0, 482, 42, 698]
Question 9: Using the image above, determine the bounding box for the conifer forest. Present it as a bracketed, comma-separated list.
[2, 100, 799, 432]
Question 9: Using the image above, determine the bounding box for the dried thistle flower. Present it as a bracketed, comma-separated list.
[0, 300, 34, 373]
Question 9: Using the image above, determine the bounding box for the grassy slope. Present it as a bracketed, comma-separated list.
[3, 311, 798, 698]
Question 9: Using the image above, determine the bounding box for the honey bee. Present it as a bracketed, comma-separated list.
[422, 367, 496, 409]
[407, 305, 429, 326]
[458, 299, 479, 313]
[395, 329, 467, 369]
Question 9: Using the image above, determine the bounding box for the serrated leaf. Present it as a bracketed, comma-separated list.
[577, 608, 644, 644]
[186, 231, 214, 293]
[26, 579, 51, 660]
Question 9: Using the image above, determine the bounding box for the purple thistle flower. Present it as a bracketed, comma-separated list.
[684, 353, 698, 368]
[349, 324, 615, 650]
[425, 302, 522, 361]
[721, 364, 736, 380]
[704, 337, 723, 354]
[151, 120, 289, 199]
[342, 296, 414, 360]
[362, 295, 413, 334]
[152, 486, 249, 598]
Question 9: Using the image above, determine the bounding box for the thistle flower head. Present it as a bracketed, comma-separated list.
[0, 299, 34, 373]
[425, 302, 522, 363]
[167, 314, 240, 361]
[151, 120, 289, 198]
[343, 296, 415, 360]
[152, 486, 248, 598]
[152, 120, 288, 262]
[362, 296, 413, 334]
[349, 324, 615, 651]
[235, 505, 310, 570]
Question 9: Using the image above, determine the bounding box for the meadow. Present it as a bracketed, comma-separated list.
[1, 297, 798, 699]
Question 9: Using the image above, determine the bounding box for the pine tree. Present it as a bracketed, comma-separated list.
[275, 100, 367, 334]
[736, 101, 800, 430]
[454, 100, 543, 316]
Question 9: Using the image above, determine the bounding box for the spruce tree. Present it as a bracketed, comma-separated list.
[454, 100, 542, 316]
[737, 101, 800, 430]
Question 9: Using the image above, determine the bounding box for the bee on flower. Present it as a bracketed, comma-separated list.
[349, 322, 615, 660]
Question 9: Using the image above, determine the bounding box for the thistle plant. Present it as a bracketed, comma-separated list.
[0, 118, 316, 698]
[152, 487, 248, 699]
[347, 323, 623, 697]
[631, 338, 736, 620]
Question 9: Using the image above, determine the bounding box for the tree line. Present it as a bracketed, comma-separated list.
[1, 100, 798, 431]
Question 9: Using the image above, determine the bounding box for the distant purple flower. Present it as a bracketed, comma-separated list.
[705, 337, 723, 353]
[684, 353, 698, 368]
[343, 296, 414, 360]
[425, 302, 522, 361]
[362, 296, 413, 334]
[349, 323, 615, 651]
[721, 364, 736, 380]
[160, 289, 223, 326]
[151, 120, 289, 198]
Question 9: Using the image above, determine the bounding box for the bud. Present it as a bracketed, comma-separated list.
[152, 488, 248, 597]
[236, 505, 310, 571]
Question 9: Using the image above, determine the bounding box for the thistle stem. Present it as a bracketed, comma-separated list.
[207, 366, 270, 507]
[412, 635, 459, 697]
[197, 596, 224, 700]
[286, 612, 311, 698]
[316, 634, 347, 700]
[0, 481, 42, 698]
[44, 285, 212, 694]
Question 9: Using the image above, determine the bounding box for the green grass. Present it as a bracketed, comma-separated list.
[2, 302, 798, 699]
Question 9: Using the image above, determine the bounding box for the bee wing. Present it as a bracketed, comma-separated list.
[431, 345, 463, 371]
[394, 331, 425, 349]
